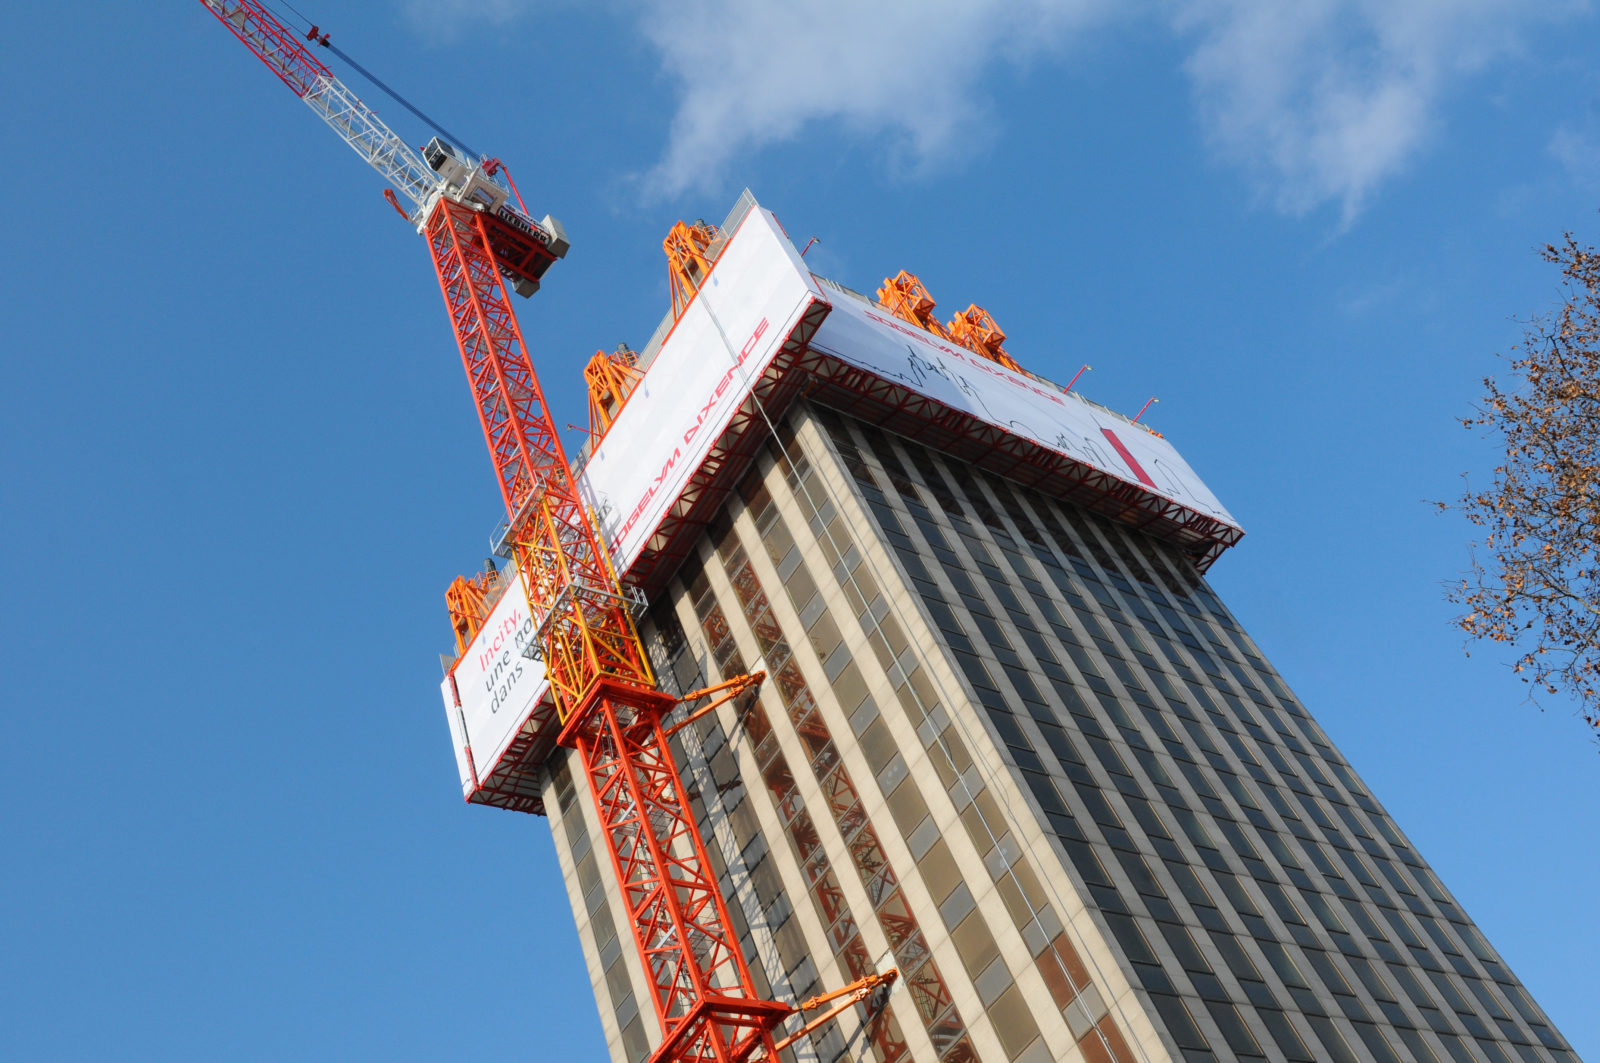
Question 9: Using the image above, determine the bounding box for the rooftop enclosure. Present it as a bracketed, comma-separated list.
[441, 193, 1240, 817]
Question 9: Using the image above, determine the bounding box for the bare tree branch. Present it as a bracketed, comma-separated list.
[1446, 232, 1600, 748]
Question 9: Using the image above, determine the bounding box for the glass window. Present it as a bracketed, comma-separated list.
[1258, 1008, 1316, 1062]
[1205, 1001, 1264, 1058]
[951, 909, 1001, 977]
[1148, 993, 1212, 1053]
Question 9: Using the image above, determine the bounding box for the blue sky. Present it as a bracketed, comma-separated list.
[2, 1, 1597, 1060]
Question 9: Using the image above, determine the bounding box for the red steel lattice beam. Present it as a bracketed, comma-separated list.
[427, 200, 651, 709]
[572, 683, 790, 1063]
[199, 0, 331, 96]
[425, 197, 788, 1063]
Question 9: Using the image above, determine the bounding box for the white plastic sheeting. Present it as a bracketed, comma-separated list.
[808, 294, 1240, 531]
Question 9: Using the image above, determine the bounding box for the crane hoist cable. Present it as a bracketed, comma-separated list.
[261, 0, 482, 160]
[320, 40, 481, 160]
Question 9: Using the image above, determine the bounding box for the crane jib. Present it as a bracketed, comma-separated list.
[201, 0, 332, 92]
[200, 0, 440, 214]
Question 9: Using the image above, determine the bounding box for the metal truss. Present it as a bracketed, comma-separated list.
[427, 196, 787, 1062]
[571, 683, 790, 1063]
[199, 0, 438, 219]
[197, 5, 794, 1056]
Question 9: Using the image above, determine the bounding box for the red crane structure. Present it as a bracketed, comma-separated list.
[196, 4, 894, 1062]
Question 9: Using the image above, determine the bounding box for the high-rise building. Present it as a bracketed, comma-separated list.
[443, 195, 1581, 1063]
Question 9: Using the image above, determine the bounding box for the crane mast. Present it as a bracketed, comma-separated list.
[195, 3, 801, 1061]
[424, 192, 789, 1063]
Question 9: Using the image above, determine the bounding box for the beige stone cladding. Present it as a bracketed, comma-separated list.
[543, 401, 1580, 1063]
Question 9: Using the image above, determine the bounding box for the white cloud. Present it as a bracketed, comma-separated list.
[1550, 124, 1600, 188]
[631, 0, 1113, 197]
[403, 0, 1582, 220]
[1174, 0, 1559, 224]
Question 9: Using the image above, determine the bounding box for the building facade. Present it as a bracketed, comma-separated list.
[428, 197, 1581, 1063]
[542, 394, 1580, 1063]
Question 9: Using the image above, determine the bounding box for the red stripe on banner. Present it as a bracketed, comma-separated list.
[1101, 428, 1157, 488]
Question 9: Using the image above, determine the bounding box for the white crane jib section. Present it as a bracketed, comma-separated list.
[204, 0, 441, 224]
[307, 78, 442, 222]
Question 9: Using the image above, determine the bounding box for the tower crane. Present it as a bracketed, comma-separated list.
[196, 4, 892, 1062]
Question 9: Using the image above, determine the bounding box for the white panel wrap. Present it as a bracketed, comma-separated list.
[808, 295, 1240, 530]
[442, 209, 819, 791]
[440, 568, 543, 795]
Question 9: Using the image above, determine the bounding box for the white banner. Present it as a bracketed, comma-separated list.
[440, 567, 544, 795]
[576, 208, 824, 571]
[807, 295, 1239, 530]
